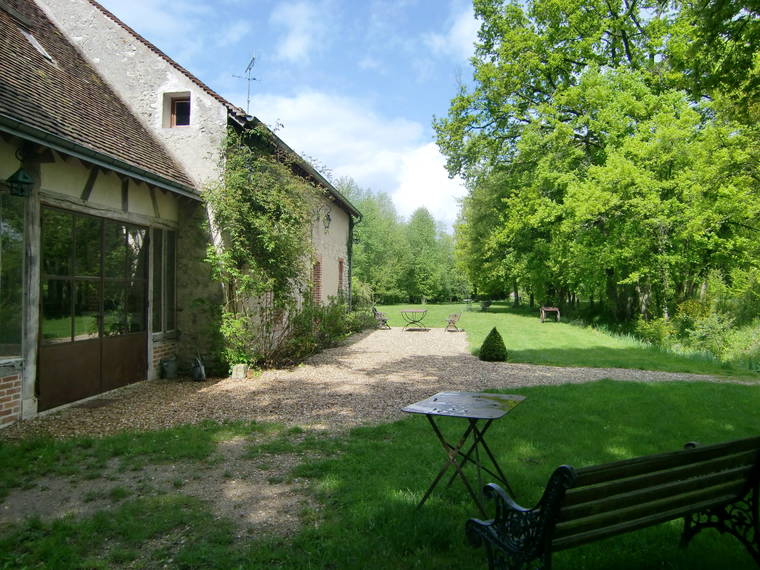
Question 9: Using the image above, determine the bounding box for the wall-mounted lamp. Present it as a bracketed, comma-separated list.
[323, 209, 332, 232]
[5, 166, 34, 197]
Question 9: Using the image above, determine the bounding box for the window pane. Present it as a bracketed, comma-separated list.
[152, 228, 163, 333]
[126, 226, 147, 282]
[41, 279, 71, 343]
[126, 278, 145, 333]
[0, 193, 24, 357]
[103, 282, 126, 336]
[173, 99, 190, 126]
[42, 208, 71, 277]
[74, 280, 99, 340]
[103, 221, 126, 278]
[166, 231, 176, 330]
[74, 215, 100, 277]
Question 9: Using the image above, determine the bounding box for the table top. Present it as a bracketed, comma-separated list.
[402, 391, 525, 420]
[401, 309, 427, 314]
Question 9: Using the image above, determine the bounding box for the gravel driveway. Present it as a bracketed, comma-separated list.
[0, 328, 746, 440]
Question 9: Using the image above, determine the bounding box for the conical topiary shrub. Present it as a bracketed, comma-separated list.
[479, 327, 507, 361]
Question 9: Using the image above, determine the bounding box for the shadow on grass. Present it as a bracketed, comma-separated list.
[245, 380, 760, 569]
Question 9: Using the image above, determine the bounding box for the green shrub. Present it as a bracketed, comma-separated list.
[686, 312, 735, 358]
[634, 317, 676, 346]
[351, 278, 375, 309]
[479, 327, 507, 361]
[346, 310, 377, 333]
[673, 299, 711, 338]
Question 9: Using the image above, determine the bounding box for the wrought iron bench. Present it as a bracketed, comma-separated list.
[466, 436, 760, 569]
[444, 313, 461, 332]
[371, 307, 390, 330]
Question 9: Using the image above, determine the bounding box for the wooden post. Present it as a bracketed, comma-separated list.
[21, 159, 40, 419]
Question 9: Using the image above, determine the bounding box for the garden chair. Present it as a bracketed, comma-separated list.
[444, 313, 461, 332]
[372, 307, 390, 330]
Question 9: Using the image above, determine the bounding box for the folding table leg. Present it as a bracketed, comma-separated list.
[416, 415, 487, 516]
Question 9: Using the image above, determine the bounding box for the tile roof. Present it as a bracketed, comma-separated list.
[84, 0, 360, 218]
[86, 0, 250, 125]
[0, 0, 196, 192]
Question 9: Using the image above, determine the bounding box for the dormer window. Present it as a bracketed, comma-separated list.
[20, 28, 56, 65]
[171, 97, 190, 127]
[163, 92, 191, 128]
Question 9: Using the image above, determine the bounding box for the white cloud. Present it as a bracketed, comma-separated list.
[358, 56, 384, 72]
[270, 1, 325, 63]
[249, 90, 466, 228]
[424, 4, 479, 61]
[97, 0, 211, 62]
[217, 21, 252, 47]
[392, 143, 467, 225]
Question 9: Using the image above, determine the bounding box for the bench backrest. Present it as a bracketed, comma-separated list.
[548, 436, 760, 551]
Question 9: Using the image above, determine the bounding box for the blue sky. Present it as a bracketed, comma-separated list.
[97, 0, 478, 229]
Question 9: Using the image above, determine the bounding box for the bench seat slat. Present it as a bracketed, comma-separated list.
[551, 492, 740, 551]
[554, 480, 744, 540]
[574, 436, 760, 486]
[559, 465, 751, 521]
[565, 450, 756, 506]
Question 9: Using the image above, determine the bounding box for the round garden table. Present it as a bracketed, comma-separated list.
[400, 309, 428, 331]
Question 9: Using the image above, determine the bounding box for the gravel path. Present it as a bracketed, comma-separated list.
[1, 328, 751, 440]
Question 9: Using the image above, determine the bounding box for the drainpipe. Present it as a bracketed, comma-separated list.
[347, 212, 361, 311]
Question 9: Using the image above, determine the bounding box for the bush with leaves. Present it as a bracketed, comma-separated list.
[204, 127, 325, 367]
[479, 327, 508, 362]
[635, 317, 676, 346]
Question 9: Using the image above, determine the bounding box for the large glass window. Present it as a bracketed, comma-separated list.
[0, 194, 24, 358]
[152, 228, 176, 334]
[41, 208, 147, 343]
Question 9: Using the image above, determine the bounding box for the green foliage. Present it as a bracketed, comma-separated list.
[203, 127, 332, 367]
[266, 296, 374, 366]
[635, 317, 676, 347]
[379, 302, 758, 376]
[479, 326, 508, 361]
[350, 277, 375, 309]
[205, 128, 318, 305]
[435, 0, 759, 326]
[685, 312, 736, 358]
[337, 179, 471, 303]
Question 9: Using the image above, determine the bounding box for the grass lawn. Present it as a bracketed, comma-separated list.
[378, 302, 759, 378]
[1, 381, 759, 568]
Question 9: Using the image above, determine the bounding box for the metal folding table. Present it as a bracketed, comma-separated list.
[402, 391, 525, 516]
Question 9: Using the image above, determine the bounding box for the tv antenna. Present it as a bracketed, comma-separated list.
[233, 54, 257, 114]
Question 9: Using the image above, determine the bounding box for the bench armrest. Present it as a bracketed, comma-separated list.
[466, 467, 576, 569]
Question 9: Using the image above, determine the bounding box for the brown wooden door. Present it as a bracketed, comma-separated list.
[38, 208, 147, 411]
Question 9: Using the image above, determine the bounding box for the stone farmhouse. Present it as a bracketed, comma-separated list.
[0, 0, 360, 427]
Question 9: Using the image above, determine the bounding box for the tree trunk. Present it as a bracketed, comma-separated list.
[513, 280, 519, 307]
[606, 268, 618, 318]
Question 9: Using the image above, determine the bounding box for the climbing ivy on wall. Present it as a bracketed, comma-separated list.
[203, 127, 323, 366]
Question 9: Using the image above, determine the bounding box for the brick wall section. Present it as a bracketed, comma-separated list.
[0, 373, 22, 428]
[152, 339, 178, 372]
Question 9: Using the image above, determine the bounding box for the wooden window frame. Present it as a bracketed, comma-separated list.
[170, 97, 190, 127]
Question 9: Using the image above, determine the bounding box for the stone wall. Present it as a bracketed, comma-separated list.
[311, 199, 351, 304]
[37, 0, 228, 189]
[175, 200, 225, 375]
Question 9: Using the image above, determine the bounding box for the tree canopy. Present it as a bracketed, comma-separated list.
[435, 0, 759, 320]
[337, 179, 470, 304]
